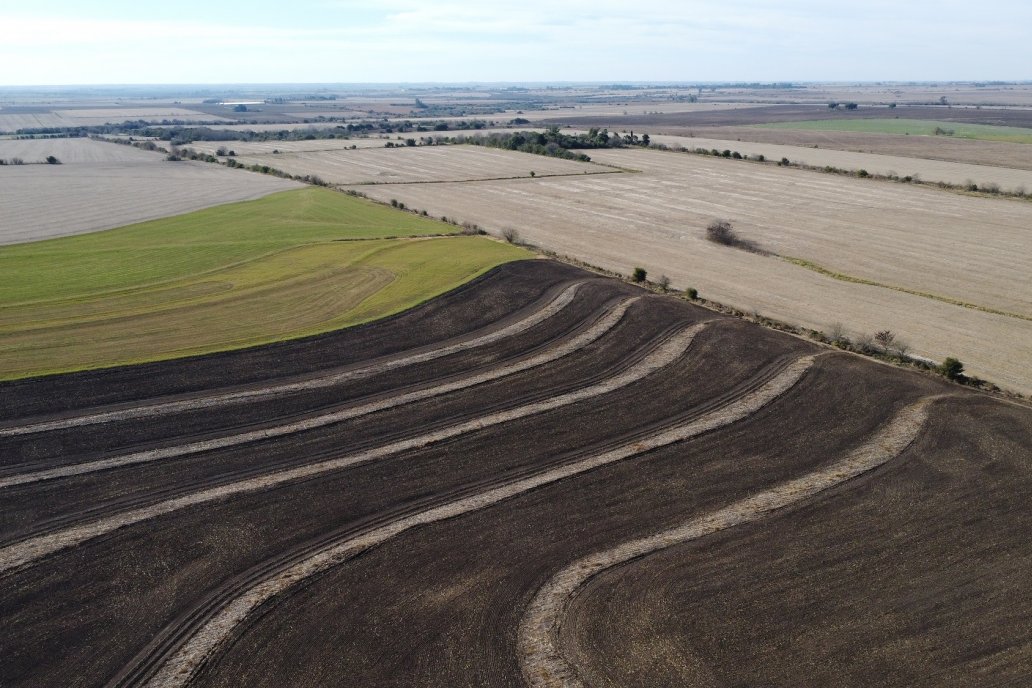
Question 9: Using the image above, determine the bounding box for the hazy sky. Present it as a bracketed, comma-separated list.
[2, 0, 1029, 85]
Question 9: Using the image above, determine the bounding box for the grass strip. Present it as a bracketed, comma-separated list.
[783, 256, 1032, 322]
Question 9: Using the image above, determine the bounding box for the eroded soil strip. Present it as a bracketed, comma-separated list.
[517, 396, 937, 688]
[139, 354, 814, 688]
[0, 322, 706, 575]
[0, 282, 586, 438]
[0, 292, 630, 490]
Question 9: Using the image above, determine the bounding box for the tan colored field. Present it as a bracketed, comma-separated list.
[0, 138, 159, 164]
[0, 107, 227, 132]
[657, 125, 1032, 170]
[186, 122, 333, 133]
[234, 145, 613, 185]
[506, 102, 768, 122]
[187, 137, 396, 156]
[351, 148, 1032, 392]
[0, 158, 300, 245]
[644, 133, 1032, 191]
[695, 84, 1032, 107]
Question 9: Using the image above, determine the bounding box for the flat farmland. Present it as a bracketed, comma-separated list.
[509, 102, 769, 121]
[0, 186, 528, 377]
[758, 118, 1032, 143]
[0, 107, 229, 132]
[187, 137, 397, 156]
[0, 137, 160, 164]
[353, 148, 1032, 392]
[2, 260, 1028, 687]
[644, 133, 1032, 190]
[233, 145, 613, 185]
[0, 141, 301, 244]
[659, 125, 1032, 170]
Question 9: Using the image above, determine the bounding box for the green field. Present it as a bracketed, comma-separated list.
[0, 187, 530, 379]
[756, 118, 1032, 144]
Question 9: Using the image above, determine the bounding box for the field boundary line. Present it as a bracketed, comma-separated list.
[129, 352, 813, 688]
[0, 281, 589, 438]
[782, 256, 1032, 322]
[0, 317, 707, 574]
[517, 395, 941, 688]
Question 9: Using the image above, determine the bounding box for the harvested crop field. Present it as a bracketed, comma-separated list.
[0, 107, 229, 132]
[353, 147, 1032, 393]
[643, 133, 1032, 190]
[186, 137, 397, 157]
[542, 103, 1032, 130]
[758, 118, 1032, 143]
[232, 144, 613, 185]
[0, 137, 161, 164]
[0, 143, 301, 244]
[1, 260, 1028, 688]
[650, 125, 1032, 170]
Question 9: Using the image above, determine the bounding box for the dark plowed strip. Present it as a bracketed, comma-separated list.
[123, 356, 815, 688]
[518, 397, 938, 687]
[0, 323, 705, 574]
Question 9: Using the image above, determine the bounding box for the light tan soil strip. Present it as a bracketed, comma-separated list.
[137, 354, 814, 688]
[0, 292, 628, 490]
[0, 282, 586, 438]
[517, 396, 936, 688]
[0, 322, 708, 575]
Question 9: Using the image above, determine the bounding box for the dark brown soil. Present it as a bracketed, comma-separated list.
[568, 395, 1032, 688]
[0, 259, 1027, 688]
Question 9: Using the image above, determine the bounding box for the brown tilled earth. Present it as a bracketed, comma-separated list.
[1, 260, 1029, 688]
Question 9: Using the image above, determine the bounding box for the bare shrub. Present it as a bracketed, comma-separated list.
[657, 274, 671, 291]
[874, 330, 896, 351]
[825, 322, 847, 345]
[705, 220, 768, 255]
[854, 333, 877, 355]
[501, 227, 520, 244]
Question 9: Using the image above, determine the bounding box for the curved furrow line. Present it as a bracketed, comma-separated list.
[517, 396, 940, 688]
[0, 281, 587, 438]
[10, 313, 685, 545]
[105, 350, 803, 688]
[120, 353, 815, 688]
[0, 293, 635, 490]
[0, 322, 708, 576]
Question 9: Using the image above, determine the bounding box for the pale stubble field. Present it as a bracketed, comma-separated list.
[351, 148, 1032, 393]
[232, 144, 613, 185]
[0, 140, 301, 244]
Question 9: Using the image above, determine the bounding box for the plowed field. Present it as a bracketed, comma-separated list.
[2, 260, 1029, 688]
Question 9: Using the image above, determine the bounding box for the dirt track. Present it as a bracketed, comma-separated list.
[1, 260, 1029, 688]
